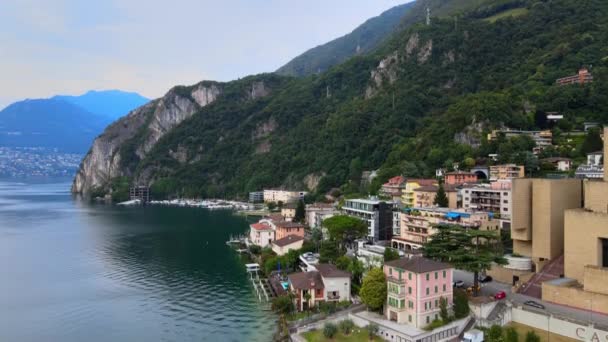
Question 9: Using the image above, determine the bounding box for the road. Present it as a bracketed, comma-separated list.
[453, 270, 608, 327]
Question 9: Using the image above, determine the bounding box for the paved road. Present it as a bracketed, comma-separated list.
[453, 270, 608, 327]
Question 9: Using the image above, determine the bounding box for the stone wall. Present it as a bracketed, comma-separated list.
[542, 281, 608, 315]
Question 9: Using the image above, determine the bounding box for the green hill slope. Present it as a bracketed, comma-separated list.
[74, 0, 608, 200]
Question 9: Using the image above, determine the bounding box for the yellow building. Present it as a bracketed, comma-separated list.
[489, 164, 525, 180]
[412, 185, 458, 209]
[401, 179, 437, 207]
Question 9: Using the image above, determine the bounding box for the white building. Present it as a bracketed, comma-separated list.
[248, 222, 274, 247]
[588, 151, 603, 166]
[263, 189, 308, 203]
[305, 203, 338, 229]
[461, 181, 512, 219]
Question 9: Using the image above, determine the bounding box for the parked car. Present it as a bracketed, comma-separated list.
[524, 300, 546, 310]
[478, 275, 493, 283]
[453, 280, 465, 288]
[494, 291, 506, 300]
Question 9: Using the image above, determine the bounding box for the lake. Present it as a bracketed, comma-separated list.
[0, 179, 275, 341]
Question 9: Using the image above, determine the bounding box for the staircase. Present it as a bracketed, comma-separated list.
[519, 255, 564, 298]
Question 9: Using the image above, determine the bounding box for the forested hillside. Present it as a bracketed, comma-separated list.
[276, 2, 414, 77]
[74, 0, 608, 201]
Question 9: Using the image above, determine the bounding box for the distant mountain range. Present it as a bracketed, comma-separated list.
[276, 2, 415, 77]
[0, 90, 149, 153]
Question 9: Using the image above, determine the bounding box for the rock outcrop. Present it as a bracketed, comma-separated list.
[71, 84, 222, 194]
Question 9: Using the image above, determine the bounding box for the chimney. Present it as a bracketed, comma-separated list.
[604, 127, 608, 182]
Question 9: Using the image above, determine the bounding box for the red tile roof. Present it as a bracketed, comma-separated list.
[250, 222, 272, 231]
[272, 235, 304, 247]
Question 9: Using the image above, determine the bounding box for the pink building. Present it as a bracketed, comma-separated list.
[445, 171, 477, 185]
[384, 257, 453, 328]
[249, 222, 274, 247]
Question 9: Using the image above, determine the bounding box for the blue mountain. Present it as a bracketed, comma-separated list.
[53, 90, 149, 120]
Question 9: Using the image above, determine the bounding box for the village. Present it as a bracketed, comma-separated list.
[231, 126, 608, 342]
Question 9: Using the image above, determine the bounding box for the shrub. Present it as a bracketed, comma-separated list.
[249, 245, 261, 255]
[339, 319, 355, 335]
[271, 295, 294, 315]
[323, 322, 338, 339]
[454, 291, 470, 318]
[487, 325, 504, 342]
[525, 331, 540, 342]
[367, 323, 379, 339]
[505, 327, 519, 342]
[425, 319, 447, 331]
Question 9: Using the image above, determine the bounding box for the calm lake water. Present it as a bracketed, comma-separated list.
[0, 179, 275, 342]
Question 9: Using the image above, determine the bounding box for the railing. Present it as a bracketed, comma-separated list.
[387, 276, 406, 284]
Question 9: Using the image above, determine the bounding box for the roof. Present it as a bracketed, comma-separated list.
[414, 184, 458, 192]
[315, 264, 351, 278]
[446, 171, 476, 176]
[250, 222, 272, 231]
[588, 151, 603, 155]
[384, 176, 406, 185]
[288, 271, 324, 290]
[272, 235, 304, 247]
[307, 202, 334, 209]
[384, 256, 451, 273]
[407, 179, 437, 186]
[275, 221, 305, 229]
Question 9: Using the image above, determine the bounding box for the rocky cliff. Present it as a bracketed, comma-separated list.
[72, 83, 221, 194]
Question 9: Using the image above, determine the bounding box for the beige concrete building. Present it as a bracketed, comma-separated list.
[413, 185, 458, 209]
[489, 164, 525, 181]
[541, 128, 608, 314]
[263, 189, 308, 203]
[511, 178, 582, 268]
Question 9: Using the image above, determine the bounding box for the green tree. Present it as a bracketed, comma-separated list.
[360, 268, 387, 312]
[339, 319, 355, 335]
[439, 297, 449, 322]
[581, 128, 604, 154]
[504, 327, 519, 342]
[336, 255, 352, 270]
[319, 240, 342, 263]
[267, 202, 277, 211]
[348, 258, 365, 294]
[488, 325, 504, 342]
[434, 183, 449, 207]
[423, 224, 506, 296]
[323, 322, 337, 339]
[525, 331, 540, 342]
[453, 291, 470, 318]
[323, 215, 367, 248]
[271, 295, 295, 315]
[383, 247, 400, 262]
[294, 200, 305, 223]
[367, 323, 379, 340]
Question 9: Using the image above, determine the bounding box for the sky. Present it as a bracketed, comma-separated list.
[0, 0, 410, 108]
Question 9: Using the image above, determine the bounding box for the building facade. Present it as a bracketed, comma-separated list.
[461, 181, 512, 219]
[271, 235, 304, 256]
[391, 208, 491, 251]
[305, 203, 338, 229]
[249, 222, 274, 247]
[384, 257, 453, 328]
[288, 264, 351, 311]
[401, 179, 438, 207]
[555, 68, 594, 86]
[489, 164, 525, 180]
[342, 198, 394, 242]
[445, 172, 477, 186]
[511, 178, 582, 270]
[249, 191, 264, 203]
[413, 185, 458, 209]
[274, 221, 305, 240]
[380, 176, 407, 199]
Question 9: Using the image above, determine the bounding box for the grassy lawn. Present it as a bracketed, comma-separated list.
[507, 322, 577, 342]
[483, 8, 529, 22]
[302, 328, 382, 342]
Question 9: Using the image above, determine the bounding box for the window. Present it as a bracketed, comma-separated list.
[602, 238, 608, 268]
[426, 316, 430, 323]
[434, 272, 438, 279]
[389, 268, 392, 276]
[426, 287, 429, 295]
[434, 286, 438, 293]
[442, 270, 446, 278]
[503, 200, 508, 204]
[408, 315, 412, 322]
[408, 273, 412, 280]
[426, 274, 429, 281]
[408, 301, 414, 309]
[408, 287, 412, 294]
[443, 284, 446, 292]
[503, 208, 508, 211]
[503, 192, 508, 196]
[400, 299, 405, 308]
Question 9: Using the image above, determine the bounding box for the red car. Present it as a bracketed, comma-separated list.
[494, 291, 506, 300]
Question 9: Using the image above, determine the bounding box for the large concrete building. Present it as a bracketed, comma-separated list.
[263, 189, 308, 203]
[511, 178, 583, 269]
[489, 164, 525, 180]
[461, 181, 512, 220]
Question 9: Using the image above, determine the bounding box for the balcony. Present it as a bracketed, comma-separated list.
[387, 275, 405, 284]
[327, 292, 341, 301]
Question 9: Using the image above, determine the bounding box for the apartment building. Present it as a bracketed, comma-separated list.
[263, 189, 308, 203]
[249, 222, 274, 248]
[461, 181, 512, 219]
[391, 207, 491, 251]
[489, 164, 525, 180]
[305, 203, 338, 229]
[249, 191, 264, 203]
[487, 130, 553, 152]
[380, 176, 407, 199]
[413, 184, 458, 209]
[342, 198, 394, 242]
[384, 257, 453, 328]
[401, 179, 438, 207]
